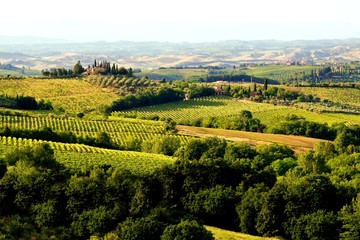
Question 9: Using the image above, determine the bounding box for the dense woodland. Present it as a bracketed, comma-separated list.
[0, 135, 360, 239]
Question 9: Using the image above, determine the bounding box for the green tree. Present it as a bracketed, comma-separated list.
[116, 216, 165, 240]
[73, 61, 85, 75]
[287, 210, 340, 240]
[340, 193, 360, 240]
[161, 219, 214, 240]
[237, 184, 269, 235]
[264, 78, 268, 90]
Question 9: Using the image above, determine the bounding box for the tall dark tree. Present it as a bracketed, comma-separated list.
[73, 61, 84, 75]
[264, 78, 268, 90]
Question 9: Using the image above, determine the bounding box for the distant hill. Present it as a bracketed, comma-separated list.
[0, 38, 360, 70]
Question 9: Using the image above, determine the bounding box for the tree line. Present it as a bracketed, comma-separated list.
[0, 95, 53, 111]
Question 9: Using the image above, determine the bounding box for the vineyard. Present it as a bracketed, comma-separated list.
[295, 87, 360, 107]
[0, 78, 118, 113]
[113, 96, 287, 124]
[113, 96, 360, 126]
[137, 68, 208, 81]
[0, 114, 191, 146]
[0, 137, 175, 173]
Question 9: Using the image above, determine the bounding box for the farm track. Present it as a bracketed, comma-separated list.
[177, 125, 324, 152]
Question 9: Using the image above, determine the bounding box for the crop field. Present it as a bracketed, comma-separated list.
[0, 115, 191, 146]
[0, 78, 118, 113]
[0, 137, 175, 173]
[114, 96, 360, 126]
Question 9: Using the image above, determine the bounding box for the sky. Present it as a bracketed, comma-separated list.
[1, 0, 359, 42]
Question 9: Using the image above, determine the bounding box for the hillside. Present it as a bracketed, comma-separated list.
[1, 39, 360, 70]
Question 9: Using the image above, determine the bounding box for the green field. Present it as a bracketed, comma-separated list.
[114, 96, 360, 126]
[137, 68, 208, 81]
[0, 78, 118, 113]
[0, 137, 175, 173]
[239, 65, 319, 79]
[138, 65, 320, 83]
[0, 68, 40, 76]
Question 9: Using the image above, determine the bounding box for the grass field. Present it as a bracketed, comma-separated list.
[115, 96, 360, 126]
[0, 78, 118, 113]
[206, 226, 279, 240]
[0, 69, 40, 76]
[177, 125, 322, 153]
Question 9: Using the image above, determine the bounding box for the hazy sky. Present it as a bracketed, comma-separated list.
[1, 0, 359, 42]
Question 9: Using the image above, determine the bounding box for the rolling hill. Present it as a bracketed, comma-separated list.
[1, 38, 360, 70]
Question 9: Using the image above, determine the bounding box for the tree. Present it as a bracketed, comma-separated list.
[340, 193, 360, 240]
[287, 210, 340, 240]
[116, 216, 165, 240]
[183, 185, 237, 228]
[161, 220, 214, 240]
[264, 78, 268, 90]
[237, 184, 269, 234]
[73, 61, 85, 75]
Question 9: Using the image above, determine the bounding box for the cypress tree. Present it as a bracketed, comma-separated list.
[264, 78, 268, 90]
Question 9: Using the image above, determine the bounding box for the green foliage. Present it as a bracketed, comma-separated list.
[286, 210, 340, 240]
[270, 157, 297, 176]
[340, 193, 360, 240]
[73, 61, 85, 75]
[183, 185, 238, 227]
[31, 199, 59, 228]
[142, 135, 180, 156]
[334, 124, 360, 153]
[266, 115, 336, 140]
[116, 216, 165, 240]
[237, 184, 269, 234]
[163, 118, 177, 133]
[224, 143, 257, 162]
[161, 219, 214, 240]
[71, 206, 121, 238]
[203, 110, 265, 132]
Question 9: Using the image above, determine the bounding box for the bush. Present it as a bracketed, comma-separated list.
[161, 220, 214, 240]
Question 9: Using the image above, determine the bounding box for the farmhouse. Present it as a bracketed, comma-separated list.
[250, 92, 261, 98]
